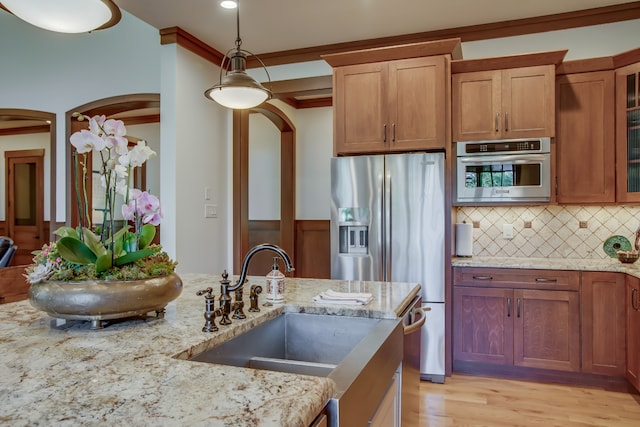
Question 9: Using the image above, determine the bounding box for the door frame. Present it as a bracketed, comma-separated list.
[232, 103, 296, 273]
[0, 108, 56, 241]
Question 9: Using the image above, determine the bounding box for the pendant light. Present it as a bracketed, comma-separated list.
[204, 0, 272, 109]
[1, 0, 121, 33]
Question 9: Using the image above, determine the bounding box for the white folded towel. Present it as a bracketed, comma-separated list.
[312, 289, 373, 305]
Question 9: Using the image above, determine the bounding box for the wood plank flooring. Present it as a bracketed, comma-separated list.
[419, 374, 640, 426]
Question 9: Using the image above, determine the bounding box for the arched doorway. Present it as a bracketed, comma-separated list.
[233, 103, 295, 275]
[0, 108, 55, 266]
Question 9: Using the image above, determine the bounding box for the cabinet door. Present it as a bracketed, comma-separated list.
[626, 275, 640, 391]
[581, 272, 626, 376]
[334, 62, 388, 154]
[388, 56, 446, 151]
[452, 70, 501, 141]
[453, 286, 513, 365]
[556, 71, 615, 204]
[615, 62, 640, 203]
[369, 372, 399, 427]
[513, 289, 580, 372]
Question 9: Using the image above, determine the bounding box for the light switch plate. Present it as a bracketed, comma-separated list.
[204, 204, 217, 218]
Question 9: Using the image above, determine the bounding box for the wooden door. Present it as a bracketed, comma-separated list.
[334, 62, 388, 154]
[453, 286, 513, 366]
[626, 275, 640, 391]
[615, 62, 640, 203]
[388, 56, 446, 151]
[581, 272, 626, 376]
[5, 149, 45, 266]
[502, 65, 555, 138]
[452, 70, 501, 141]
[513, 289, 580, 372]
[556, 71, 615, 204]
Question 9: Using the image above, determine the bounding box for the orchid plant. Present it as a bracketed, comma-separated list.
[25, 114, 176, 284]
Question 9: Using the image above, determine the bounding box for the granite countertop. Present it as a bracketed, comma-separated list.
[0, 274, 420, 427]
[452, 256, 640, 278]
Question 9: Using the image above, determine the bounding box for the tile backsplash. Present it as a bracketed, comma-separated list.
[456, 206, 640, 259]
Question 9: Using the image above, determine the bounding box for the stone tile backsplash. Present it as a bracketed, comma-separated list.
[456, 206, 640, 259]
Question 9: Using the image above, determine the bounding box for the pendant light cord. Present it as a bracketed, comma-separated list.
[235, 0, 242, 50]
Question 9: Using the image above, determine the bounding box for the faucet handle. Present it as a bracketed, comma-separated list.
[249, 285, 263, 312]
[196, 287, 214, 297]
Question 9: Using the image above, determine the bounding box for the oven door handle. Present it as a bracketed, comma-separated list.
[458, 154, 548, 164]
[404, 307, 428, 335]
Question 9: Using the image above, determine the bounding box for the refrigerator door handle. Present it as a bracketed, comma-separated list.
[385, 170, 392, 281]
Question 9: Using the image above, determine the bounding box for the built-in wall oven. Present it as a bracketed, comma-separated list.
[455, 137, 551, 204]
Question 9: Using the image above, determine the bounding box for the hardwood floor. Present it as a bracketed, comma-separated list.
[419, 374, 640, 426]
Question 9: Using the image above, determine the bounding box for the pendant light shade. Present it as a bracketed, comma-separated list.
[1, 0, 121, 33]
[204, 0, 271, 110]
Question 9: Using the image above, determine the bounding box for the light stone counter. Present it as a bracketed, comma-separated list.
[452, 256, 640, 279]
[0, 274, 420, 427]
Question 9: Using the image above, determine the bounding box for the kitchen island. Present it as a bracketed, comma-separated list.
[0, 274, 420, 427]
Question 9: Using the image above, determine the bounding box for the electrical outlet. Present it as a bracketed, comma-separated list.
[503, 223, 514, 239]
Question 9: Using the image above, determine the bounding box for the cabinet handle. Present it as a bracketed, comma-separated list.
[472, 275, 493, 281]
[507, 297, 511, 317]
[633, 288, 640, 311]
[495, 113, 499, 132]
[505, 112, 509, 132]
[392, 123, 396, 142]
[383, 124, 387, 143]
[517, 298, 521, 318]
[535, 278, 557, 283]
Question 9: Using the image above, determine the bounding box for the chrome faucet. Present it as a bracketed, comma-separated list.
[229, 243, 294, 292]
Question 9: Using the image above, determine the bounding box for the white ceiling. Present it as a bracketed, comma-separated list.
[114, 0, 638, 55]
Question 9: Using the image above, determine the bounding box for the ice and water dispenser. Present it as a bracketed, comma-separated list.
[337, 207, 370, 255]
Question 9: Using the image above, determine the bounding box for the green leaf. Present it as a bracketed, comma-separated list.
[114, 248, 156, 266]
[138, 224, 156, 249]
[81, 228, 107, 257]
[54, 226, 80, 239]
[107, 225, 130, 256]
[56, 237, 97, 265]
[95, 251, 113, 273]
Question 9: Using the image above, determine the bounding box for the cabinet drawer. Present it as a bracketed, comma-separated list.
[453, 267, 579, 291]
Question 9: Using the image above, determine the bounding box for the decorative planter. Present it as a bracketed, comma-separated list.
[28, 273, 183, 329]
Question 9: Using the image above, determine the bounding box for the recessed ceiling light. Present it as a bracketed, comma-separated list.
[220, 1, 237, 9]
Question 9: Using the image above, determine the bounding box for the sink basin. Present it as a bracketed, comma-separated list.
[189, 312, 381, 376]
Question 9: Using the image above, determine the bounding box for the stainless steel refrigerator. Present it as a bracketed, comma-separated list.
[330, 152, 445, 383]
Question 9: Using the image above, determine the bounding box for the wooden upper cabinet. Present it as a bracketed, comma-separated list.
[452, 65, 556, 141]
[616, 61, 640, 203]
[333, 56, 447, 154]
[334, 62, 388, 154]
[556, 71, 615, 204]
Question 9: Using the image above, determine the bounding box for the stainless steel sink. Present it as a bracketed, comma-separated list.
[188, 311, 404, 427]
[189, 312, 381, 377]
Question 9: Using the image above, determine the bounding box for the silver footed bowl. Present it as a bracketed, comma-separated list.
[28, 273, 183, 328]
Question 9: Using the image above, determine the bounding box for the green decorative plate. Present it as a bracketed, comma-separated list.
[603, 235, 632, 258]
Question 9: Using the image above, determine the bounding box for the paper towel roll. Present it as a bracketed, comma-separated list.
[456, 223, 473, 257]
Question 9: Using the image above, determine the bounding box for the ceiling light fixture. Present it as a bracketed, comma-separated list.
[204, 0, 271, 110]
[220, 1, 238, 9]
[0, 0, 121, 33]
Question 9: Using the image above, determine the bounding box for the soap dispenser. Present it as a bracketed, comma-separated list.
[265, 257, 285, 304]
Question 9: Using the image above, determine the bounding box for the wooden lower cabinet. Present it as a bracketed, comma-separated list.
[626, 275, 640, 391]
[581, 272, 626, 376]
[454, 286, 580, 372]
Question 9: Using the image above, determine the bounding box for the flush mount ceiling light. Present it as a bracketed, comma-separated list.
[220, 1, 237, 9]
[1, 0, 121, 33]
[204, 0, 271, 110]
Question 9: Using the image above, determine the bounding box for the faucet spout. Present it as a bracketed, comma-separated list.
[229, 243, 294, 292]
